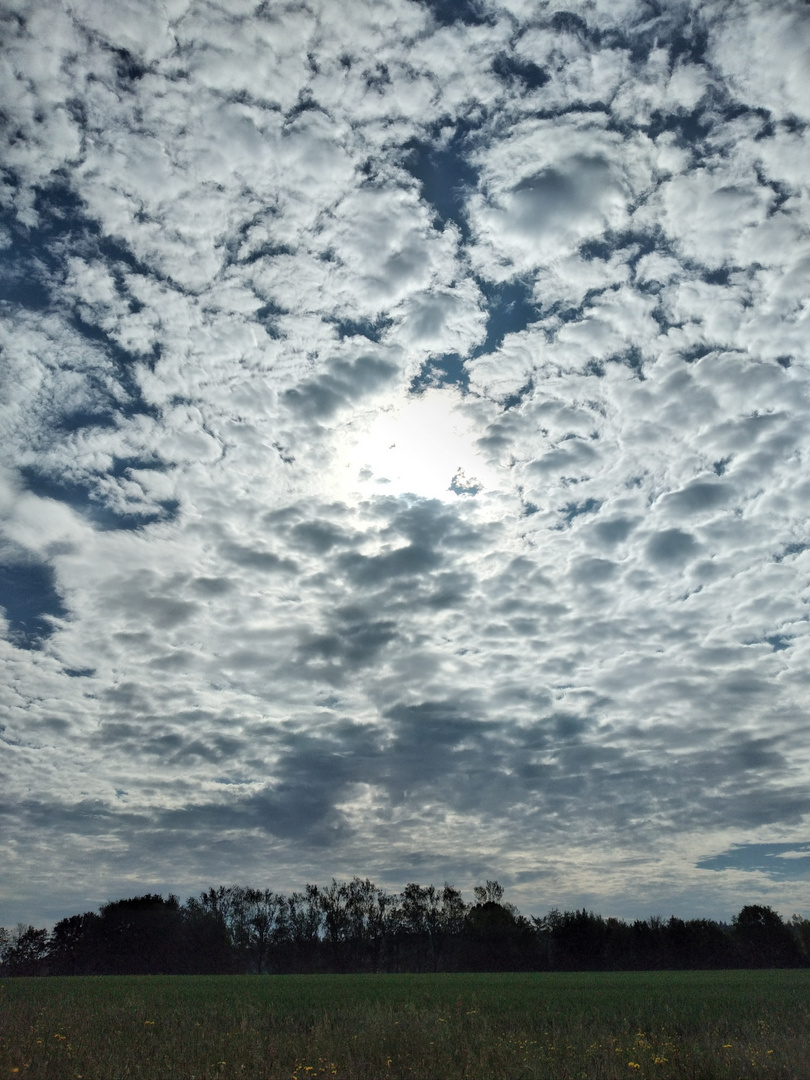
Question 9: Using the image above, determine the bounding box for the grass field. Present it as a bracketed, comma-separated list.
[1, 970, 809, 1079]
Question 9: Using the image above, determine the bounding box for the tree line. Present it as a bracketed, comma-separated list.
[2, 879, 809, 976]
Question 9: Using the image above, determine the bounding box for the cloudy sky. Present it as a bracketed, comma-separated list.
[2, 0, 810, 930]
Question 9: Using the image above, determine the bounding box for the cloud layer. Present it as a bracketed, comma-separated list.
[2, 0, 810, 926]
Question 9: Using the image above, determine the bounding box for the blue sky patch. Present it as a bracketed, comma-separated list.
[0, 561, 68, 650]
[20, 467, 178, 531]
[474, 278, 538, 354]
[404, 135, 479, 236]
[698, 843, 810, 880]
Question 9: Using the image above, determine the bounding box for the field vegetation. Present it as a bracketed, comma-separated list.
[2, 969, 809, 1080]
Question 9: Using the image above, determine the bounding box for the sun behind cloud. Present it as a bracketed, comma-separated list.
[341, 387, 500, 501]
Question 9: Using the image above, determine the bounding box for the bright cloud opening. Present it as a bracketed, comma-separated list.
[340, 388, 500, 501]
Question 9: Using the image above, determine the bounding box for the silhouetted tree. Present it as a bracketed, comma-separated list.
[547, 909, 612, 970]
[284, 886, 323, 972]
[93, 894, 185, 974]
[48, 912, 102, 975]
[463, 882, 536, 970]
[0, 924, 49, 976]
[313, 879, 351, 971]
[343, 878, 396, 973]
[789, 914, 810, 963]
[733, 905, 800, 967]
[437, 884, 467, 969]
[663, 917, 732, 969]
[400, 883, 438, 972]
[398, 883, 468, 972]
[181, 894, 235, 973]
[229, 887, 288, 973]
[9, 879, 810, 977]
[304, 878, 395, 972]
[473, 880, 504, 905]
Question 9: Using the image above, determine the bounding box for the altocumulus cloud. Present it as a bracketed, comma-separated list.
[2, 0, 810, 927]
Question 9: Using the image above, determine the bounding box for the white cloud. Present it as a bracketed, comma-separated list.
[468, 119, 633, 276]
[3, 0, 810, 930]
[708, 0, 810, 123]
[654, 168, 774, 270]
[390, 280, 486, 354]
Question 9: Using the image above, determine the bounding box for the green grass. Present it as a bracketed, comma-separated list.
[1, 970, 809, 1079]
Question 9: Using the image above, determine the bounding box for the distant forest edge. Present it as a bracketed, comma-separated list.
[3, 880, 809, 976]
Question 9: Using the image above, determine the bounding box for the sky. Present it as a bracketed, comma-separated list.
[2, 0, 810, 931]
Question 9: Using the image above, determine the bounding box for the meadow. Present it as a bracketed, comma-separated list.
[1, 970, 809, 1079]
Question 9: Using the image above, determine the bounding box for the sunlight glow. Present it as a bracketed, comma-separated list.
[341, 388, 499, 501]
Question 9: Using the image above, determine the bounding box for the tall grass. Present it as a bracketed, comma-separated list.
[1, 970, 809, 1079]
